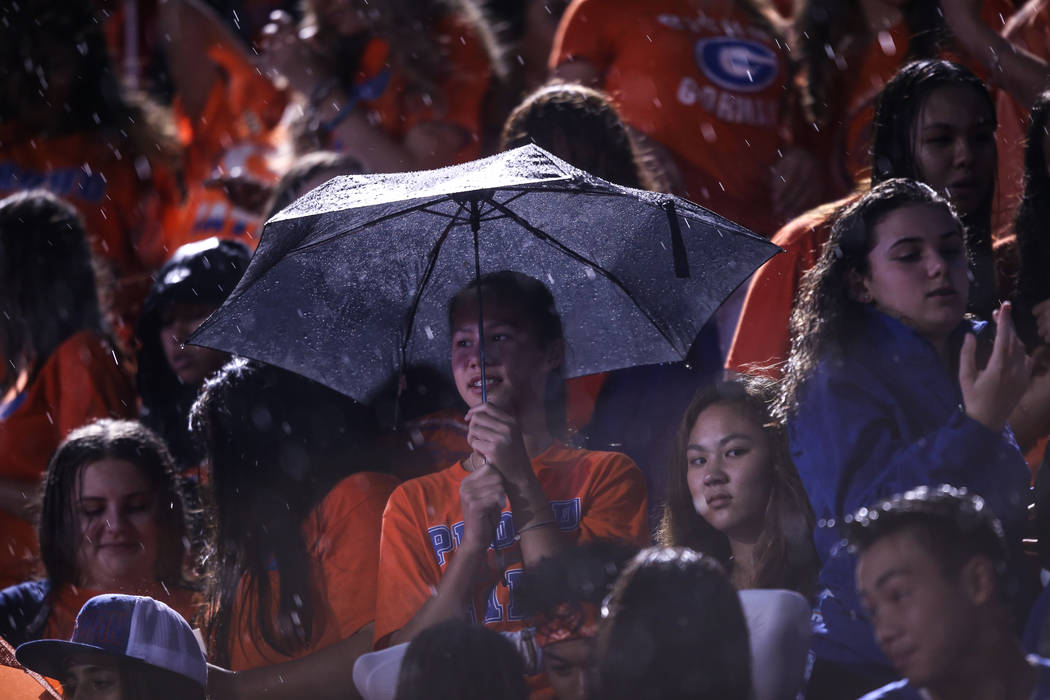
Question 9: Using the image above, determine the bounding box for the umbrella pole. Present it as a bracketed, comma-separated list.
[470, 198, 487, 405]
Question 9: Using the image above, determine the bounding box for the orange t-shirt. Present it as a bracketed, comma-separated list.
[374, 442, 648, 647]
[42, 582, 200, 642]
[335, 17, 491, 165]
[827, 0, 1013, 192]
[0, 127, 176, 324]
[996, 0, 1050, 229]
[551, 0, 795, 237]
[163, 44, 289, 255]
[0, 331, 136, 589]
[227, 471, 398, 670]
[725, 196, 855, 378]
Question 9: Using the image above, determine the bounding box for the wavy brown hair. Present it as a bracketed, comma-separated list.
[660, 377, 816, 597]
[775, 178, 965, 421]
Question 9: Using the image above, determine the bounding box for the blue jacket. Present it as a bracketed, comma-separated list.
[788, 309, 1032, 670]
[859, 655, 1050, 699]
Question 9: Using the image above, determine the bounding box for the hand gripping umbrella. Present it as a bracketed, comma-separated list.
[190, 145, 779, 405]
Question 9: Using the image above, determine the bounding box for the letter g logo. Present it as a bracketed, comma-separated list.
[695, 38, 778, 93]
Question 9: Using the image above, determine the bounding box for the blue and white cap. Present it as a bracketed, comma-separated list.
[16, 594, 206, 688]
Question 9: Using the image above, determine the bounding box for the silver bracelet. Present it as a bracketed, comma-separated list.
[516, 519, 558, 538]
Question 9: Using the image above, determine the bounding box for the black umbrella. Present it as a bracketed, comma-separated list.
[190, 145, 778, 404]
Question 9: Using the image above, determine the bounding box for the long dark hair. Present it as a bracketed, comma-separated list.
[797, 0, 948, 126]
[660, 378, 816, 597]
[0, 190, 106, 395]
[870, 60, 997, 317]
[1014, 89, 1050, 320]
[190, 360, 380, 666]
[448, 271, 567, 438]
[589, 547, 753, 700]
[394, 620, 528, 700]
[136, 239, 250, 470]
[38, 419, 189, 590]
[776, 178, 965, 420]
[499, 83, 659, 191]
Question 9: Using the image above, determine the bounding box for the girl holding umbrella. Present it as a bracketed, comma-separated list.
[374, 271, 649, 651]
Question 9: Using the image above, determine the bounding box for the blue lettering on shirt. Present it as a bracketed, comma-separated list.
[426, 499, 583, 623]
[0, 161, 108, 203]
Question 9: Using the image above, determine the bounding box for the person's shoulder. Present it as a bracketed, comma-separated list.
[322, 472, 401, 512]
[388, 461, 466, 507]
[52, 330, 111, 360]
[541, 444, 642, 486]
[545, 443, 636, 469]
[857, 678, 920, 700]
[771, 194, 856, 247]
[0, 579, 49, 609]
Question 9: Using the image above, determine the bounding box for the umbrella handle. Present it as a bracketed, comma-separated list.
[470, 198, 487, 405]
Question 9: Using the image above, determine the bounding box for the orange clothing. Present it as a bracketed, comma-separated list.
[0, 331, 136, 588]
[228, 472, 398, 670]
[374, 443, 648, 646]
[725, 197, 853, 378]
[551, 0, 796, 237]
[996, 0, 1050, 229]
[382, 408, 471, 483]
[0, 638, 60, 700]
[164, 44, 289, 255]
[827, 0, 1013, 192]
[336, 17, 492, 165]
[43, 582, 199, 642]
[0, 127, 175, 322]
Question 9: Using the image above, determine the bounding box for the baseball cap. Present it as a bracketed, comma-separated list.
[15, 594, 206, 688]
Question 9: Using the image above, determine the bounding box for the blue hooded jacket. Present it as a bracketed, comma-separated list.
[788, 308, 1032, 670]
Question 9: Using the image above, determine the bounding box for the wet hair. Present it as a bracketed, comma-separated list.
[190, 359, 380, 666]
[515, 540, 639, 618]
[589, 547, 753, 700]
[843, 484, 1009, 601]
[448, 270, 567, 437]
[1013, 90, 1050, 317]
[870, 60, 997, 316]
[777, 178, 964, 420]
[38, 419, 189, 590]
[798, 1, 948, 126]
[393, 619, 528, 700]
[0, 189, 106, 396]
[262, 151, 365, 220]
[660, 377, 817, 597]
[136, 238, 250, 470]
[870, 60, 996, 188]
[499, 83, 658, 190]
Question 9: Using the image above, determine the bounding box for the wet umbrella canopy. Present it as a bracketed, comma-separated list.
[190, 145, 778, 403]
